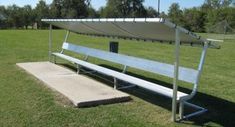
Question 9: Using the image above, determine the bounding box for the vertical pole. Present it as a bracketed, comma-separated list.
[61, 30, 70, 54]
[172, 28, 180, 122]
[158, 0, 160, 17]
[49, 24, 52, 62]
[179, 101, 184, 119]
[114, 78, 117, 89]
[77, 64, 80, 74]
[64, 30, 70, 42]
[122, 65, 127, 73]
[196, 42, 209, 84]
[179, 42, 208, 120]
[84, 55, 89, 61]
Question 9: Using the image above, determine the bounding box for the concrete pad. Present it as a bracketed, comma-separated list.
[16, 61, 131, 107]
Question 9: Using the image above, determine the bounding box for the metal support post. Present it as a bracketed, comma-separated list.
[181, 102, 208, 120]
[53, 56, 56, 64]
[84, 55, 89, 61]
[157, 0, 160, 17]
[178, 42, 209, 120]
[179, 101, 185, 119]
[122, 65, 128, 73]
[77, 64, 80, 74]
[61, 30, 70, 54]
[49, 24, 52, 62]
[196, 42, 209, 84]
[64, 30, 70, 42]
[117, 84, 136, 90]
[114, 78, 117, 89]
[172, 28, 180, 122]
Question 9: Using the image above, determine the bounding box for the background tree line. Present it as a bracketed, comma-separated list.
[0, 0, 234, 33]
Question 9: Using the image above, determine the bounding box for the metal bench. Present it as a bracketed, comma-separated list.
[52, 41, 207, 120]
[42, 18, 220, 121]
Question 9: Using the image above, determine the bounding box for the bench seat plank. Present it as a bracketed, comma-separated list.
[53, 53, 188, 100]
[62, 42, 198, 84]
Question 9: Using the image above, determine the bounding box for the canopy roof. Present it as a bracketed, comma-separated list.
[42, 18, 220, 49]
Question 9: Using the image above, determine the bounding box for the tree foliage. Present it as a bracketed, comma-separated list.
[100, 0, 147, 18]
[168, 3, 183, 25]
[22, 5, 35, 29]
[6, 5, 25, 28]
[0, 6, 7, 28]
[35, 0, 49, 28]
[202, 0, 235, 32]
[146, 7, 158, 18]
[51, 0, 90, 18]
[0, 0, 234, 33]
[204, 0, 232, 9]
[183, 7, 206, 32]
[167, 1, 235, 33]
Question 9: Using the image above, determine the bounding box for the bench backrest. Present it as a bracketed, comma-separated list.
[62, 42, 199, 84]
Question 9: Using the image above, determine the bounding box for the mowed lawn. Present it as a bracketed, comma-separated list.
[0, 30, 234, 127]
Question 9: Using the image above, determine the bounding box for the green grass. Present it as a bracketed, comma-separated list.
[0, 30, 234, 127]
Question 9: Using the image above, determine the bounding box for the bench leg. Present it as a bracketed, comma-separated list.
[179, 101, 207, 121]
[53, 56, 57, 64]
[84, 55, 89, 61]
[122, 65, 128, 73]
[117, 84, 136, 90]
[77, 64, 80, 74]
[114, 78, 117, 89]
[179, 101, 185, 119]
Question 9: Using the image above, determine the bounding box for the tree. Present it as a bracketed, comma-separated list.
[98, 7, 105, 17]
[99, 0, 121, 17]
[216, 7, 235, 28]
[6, 5, 24, 28]
[0, 6, 6, 20]
[168, 3, 184, 25]
[146, 7, 158, 18]
[87, 7, 99, 18]
[22, 5, 34, 29]
[183, 7, 206, 32]
[101, 0, 147, 18]
[0, 6, 7, 28]
[50, 0, 90, 18]
[160, 12, 167, 18]
[35, 0, 49, 28]
[202, 0, 235, 32]
[129, 0, 147, 17]
[50, 0, 63, 18]
[204, 0, 233, 9]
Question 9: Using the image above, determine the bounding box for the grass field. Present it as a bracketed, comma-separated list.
[0, 30, 234, 127]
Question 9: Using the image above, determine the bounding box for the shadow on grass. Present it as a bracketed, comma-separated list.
[58, 63, 235, 127]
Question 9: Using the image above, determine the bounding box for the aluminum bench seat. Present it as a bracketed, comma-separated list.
[59, 42, 199, 84]
[53, 52, 188, 100]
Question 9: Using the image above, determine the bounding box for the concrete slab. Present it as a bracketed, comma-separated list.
[16, 61, 131, 107]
